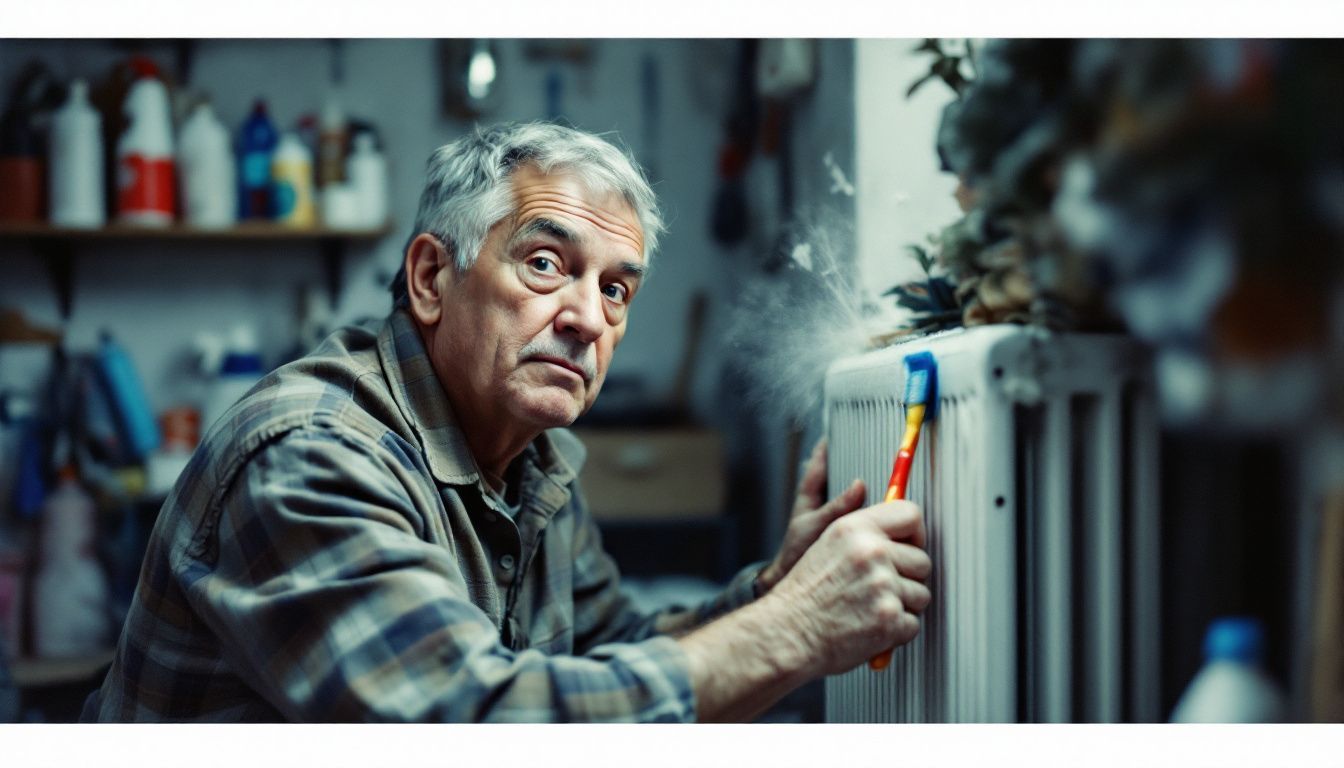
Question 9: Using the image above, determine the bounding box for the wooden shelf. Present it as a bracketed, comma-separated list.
[0, 220, 394, 242]
[10, 650, 115, 688]
[0, 220, 397, 318]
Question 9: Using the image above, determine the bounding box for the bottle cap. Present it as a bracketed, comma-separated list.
[1204, 617, 1265, 664]
[276, 132, 308, 159]
[128, 55, 161, 80]
[220, 352, 264, 375]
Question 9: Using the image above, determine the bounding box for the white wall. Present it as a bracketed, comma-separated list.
[855, 39, 963, 309]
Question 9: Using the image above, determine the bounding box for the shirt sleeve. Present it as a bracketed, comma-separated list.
[567, 479, 769, 650]
[180, 425, 695, 723]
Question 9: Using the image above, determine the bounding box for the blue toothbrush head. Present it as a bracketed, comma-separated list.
[902, 350, 939, 419]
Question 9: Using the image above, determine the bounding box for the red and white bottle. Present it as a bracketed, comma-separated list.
[116, 58, 176, 226]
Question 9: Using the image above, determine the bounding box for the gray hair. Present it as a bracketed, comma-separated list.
[391, 121, 664, 309]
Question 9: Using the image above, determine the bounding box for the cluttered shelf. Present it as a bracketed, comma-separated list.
[0, 220, 394, 242]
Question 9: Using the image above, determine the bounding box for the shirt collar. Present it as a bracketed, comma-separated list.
[377, 309, 479, 486]
[376, 309, 579, 489]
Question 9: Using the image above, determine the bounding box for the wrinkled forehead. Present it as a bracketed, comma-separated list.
[506, 165, 645, 258]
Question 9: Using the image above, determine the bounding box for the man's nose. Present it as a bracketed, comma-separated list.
[554, 278, 605, 343]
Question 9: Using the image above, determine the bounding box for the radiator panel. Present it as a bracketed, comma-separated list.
[822, 325, 1159, 723]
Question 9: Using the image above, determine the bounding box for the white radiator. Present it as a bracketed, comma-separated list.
[822, 325, 1161, 723]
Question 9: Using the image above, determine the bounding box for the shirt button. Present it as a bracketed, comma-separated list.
[499, 554, 515, 570]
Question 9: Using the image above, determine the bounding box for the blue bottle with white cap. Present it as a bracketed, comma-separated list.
[1170, 617, 1287, 722]
[201, 324, 266, 435]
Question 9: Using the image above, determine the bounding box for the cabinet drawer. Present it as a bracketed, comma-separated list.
[569, 429, 725, 521]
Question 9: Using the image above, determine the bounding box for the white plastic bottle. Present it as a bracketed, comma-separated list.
[48, 79, 106, 228]
[116, 64, 177, 226]
[32, 467, 111, 657]
[346, 131, 387, 229]
[178, 101, 236, 229]
[271, 132, 315, 228]
[1170, 617, 1287, 722]
[202, 325, 266, 435]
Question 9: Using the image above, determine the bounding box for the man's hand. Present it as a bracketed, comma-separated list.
[756, 438, 867, 595]
[763, 499, 932, 678]
[679, 497, 932, 720]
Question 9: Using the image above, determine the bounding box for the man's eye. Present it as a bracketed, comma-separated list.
[602, 283, 629, 304]
[529, 255, 559, 274]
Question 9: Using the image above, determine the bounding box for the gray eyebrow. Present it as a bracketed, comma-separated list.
[515, 217, 580, 245]
[514, 217, 646, 279]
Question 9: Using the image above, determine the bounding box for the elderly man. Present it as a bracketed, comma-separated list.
[86, 122, 931, 722]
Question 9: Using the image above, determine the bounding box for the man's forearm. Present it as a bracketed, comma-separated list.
[676, 593, 815, 722]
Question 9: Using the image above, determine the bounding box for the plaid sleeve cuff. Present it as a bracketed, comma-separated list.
[722, 561, 770, 611]
[646, 561, 771, 639]
[581, 634, 698, 722]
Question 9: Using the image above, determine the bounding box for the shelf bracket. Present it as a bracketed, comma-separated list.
[320, 237, 343, 309]
[34, 239, 76, 321]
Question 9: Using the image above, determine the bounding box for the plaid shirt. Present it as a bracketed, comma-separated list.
[86, 310, 761, 722]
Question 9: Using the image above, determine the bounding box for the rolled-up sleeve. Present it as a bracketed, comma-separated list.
[182, 426, 695, 722]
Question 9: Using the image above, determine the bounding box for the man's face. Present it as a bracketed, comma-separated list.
[429, 166, 646, 432]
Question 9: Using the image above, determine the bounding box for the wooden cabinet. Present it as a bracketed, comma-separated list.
[570, 428, 737, 580]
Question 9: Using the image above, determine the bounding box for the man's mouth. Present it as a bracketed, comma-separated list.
[529, 355, 590, 382]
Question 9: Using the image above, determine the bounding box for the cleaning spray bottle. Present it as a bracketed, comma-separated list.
[178, 99, 236, 229]
[48, 79, 105, 228]
[115, 58, 176, 226]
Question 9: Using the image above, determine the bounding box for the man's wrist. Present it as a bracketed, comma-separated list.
[745, 590, 815, 681]
[678, 590, 814, 721]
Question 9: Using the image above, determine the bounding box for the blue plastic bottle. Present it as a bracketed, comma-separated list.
[96, 331, 161, 461]
[237, 99, 278, 220]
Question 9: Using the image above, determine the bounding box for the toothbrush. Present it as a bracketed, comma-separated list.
[870, 350, 938, 671]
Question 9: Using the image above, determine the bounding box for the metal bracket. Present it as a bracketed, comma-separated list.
[35, 239, 76, 321]
[320, 237, 343, 309]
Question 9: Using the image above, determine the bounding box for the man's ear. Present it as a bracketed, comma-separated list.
[406, 233, 452, 327]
